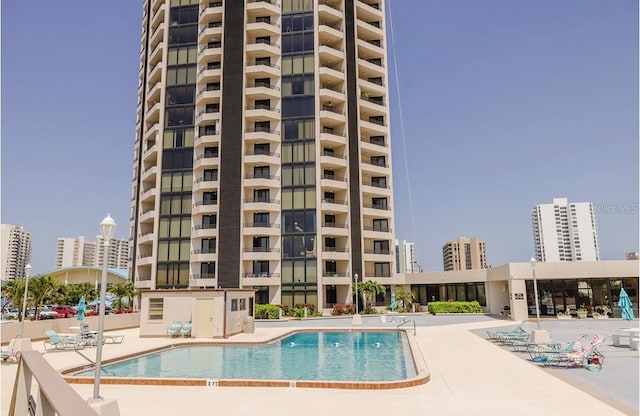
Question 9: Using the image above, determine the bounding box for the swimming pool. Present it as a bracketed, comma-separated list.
[68, 330, 429, 389]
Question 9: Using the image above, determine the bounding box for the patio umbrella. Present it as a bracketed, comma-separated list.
[77, 296, 86, 321]
[390, 292, 397, 312]
[618, 288, 635, 321]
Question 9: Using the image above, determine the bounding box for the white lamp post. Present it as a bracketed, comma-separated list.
[352, 273, 362, 325]
[91, 214, 116, 403]
[529, 257, 541, 330]
[354, 273, 359, 314]
[19, 263, 32, 338]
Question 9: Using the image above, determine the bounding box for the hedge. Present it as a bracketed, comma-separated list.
[427, 301, 483, 314]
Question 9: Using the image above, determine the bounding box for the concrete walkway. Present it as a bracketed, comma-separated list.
[1, 315, 636, 415]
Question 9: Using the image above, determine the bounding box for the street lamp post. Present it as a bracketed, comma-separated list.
[19, 263, 32, 338]
[354, 273, 359, 314]
[529, 257, 541, 330]
[91, 214, 116, 403]
[352, 273, 362, 325]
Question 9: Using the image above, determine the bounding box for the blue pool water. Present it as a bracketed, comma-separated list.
[76, 331, 416, 382]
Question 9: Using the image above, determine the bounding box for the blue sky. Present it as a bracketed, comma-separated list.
[2, 1, 637, 275]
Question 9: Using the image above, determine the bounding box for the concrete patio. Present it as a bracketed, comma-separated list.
[2, 314, 637, 416]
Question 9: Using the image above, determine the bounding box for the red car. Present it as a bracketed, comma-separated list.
[51, 306, 77, 318]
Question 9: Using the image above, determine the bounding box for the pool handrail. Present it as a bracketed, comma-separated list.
[396, 319, 416, 335]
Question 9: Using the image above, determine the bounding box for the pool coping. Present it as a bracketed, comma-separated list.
[62, 328, 430, 390]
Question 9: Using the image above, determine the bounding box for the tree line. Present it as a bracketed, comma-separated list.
[2, 276, 138, 320]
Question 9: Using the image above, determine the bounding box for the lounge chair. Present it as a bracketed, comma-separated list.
[167, 321, 182, 338]
[44, 328, 87, 351]
[181, 321, 192, 338]
[527, 333, 586, 362]
[542, 334, 606, 368]
[487, 323, 526, 340]
[79, 322, 100, 345]
[1, 339, 21, 363]
[80, 322, 125, 344]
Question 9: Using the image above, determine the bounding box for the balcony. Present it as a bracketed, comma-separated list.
[247, 0, 280, 15]
[244, 127, 281, 142]
[191, 223, 217, 238]
[245, 104, 280, 121]
[245, 82, 281, 99]
[193, 200, 219, 215]
[246, 60, 281, 78]
[189, 273, 217, 288]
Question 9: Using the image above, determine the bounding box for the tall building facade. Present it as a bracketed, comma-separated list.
[1, 224, 32, 280]
[531, 198, 600, 262]
[56, 237, 95, 268]
[56, 236, 129, 269]
[395, 239, 418, 273]
[442, 237, 487, 271]
[129, 0, 395, 308]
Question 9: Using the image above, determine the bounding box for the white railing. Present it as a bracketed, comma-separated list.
[9, 350, 106, 415]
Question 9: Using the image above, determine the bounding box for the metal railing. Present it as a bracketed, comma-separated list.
[397, 319, 416, 335]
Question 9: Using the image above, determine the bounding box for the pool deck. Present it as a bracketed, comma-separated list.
[2, 314, 638, 415]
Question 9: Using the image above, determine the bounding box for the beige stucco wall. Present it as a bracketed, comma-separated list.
[1, 313, 140, 345]
[138, 289, 254, 338]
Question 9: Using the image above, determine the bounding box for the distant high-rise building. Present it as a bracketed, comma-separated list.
[128, 0, 396, 308]
[1, 224, 32, 280]
[56, 236, 128, 269]
[395, 239, 419, 273]
[442, 237, 487, 271]
[531, 198, 600, 262]
[56, 237, 95, 268]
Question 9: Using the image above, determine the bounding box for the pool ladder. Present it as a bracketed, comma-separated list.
[396, 319, 416, 335]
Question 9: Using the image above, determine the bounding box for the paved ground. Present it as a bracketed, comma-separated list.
[1, 314, 637, 416]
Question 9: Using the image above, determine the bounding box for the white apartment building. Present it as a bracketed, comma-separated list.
[395, 239, 418, 273]
[1, 224, 32, 280]
[129, 0, 396, 309]
[56, 236, 129, 269]
[531, 198, 600, 262]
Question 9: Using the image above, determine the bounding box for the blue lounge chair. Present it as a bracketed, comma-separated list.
[487, 323, 526, 341]
[44, 328, 87, 351]
[167, 321, 182, 338]
[180, 321, 192, 338]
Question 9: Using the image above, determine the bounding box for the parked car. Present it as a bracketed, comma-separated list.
[2, 307, 19, 319]
[29, 306, 59, 320]
[89, 304, 111, 315]
[51, 305, 77, 318]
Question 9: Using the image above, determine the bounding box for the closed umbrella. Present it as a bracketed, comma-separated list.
[390, 292, 397, 312]
[77, 296, 86, 321]
[618, 288, 635, 321]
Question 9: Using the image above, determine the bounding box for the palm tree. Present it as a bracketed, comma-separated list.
[108, 281, 139, 311]
[358, 280, 386, 311]
[28, 276, 61, 320]
[394, 287, 417, 311]
[67, 283, 98, 305]
[2, 279, 26, 321]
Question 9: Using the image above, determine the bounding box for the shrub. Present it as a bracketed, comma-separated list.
[255, 304, 281, 319]
[293, 303, 317, 315]
[362, 307, 378, 315]
[331, 304, 354, 316]
[427, 301, 483, 315]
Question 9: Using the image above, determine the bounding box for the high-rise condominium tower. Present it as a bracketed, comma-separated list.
[1, 224, 32, 280]
[531, 198, 600, 262]
[129, 0, 395, 308]
[442, 237, 487, 271]
[56, 236, 129, 269]
[395, 239, 418, 273]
